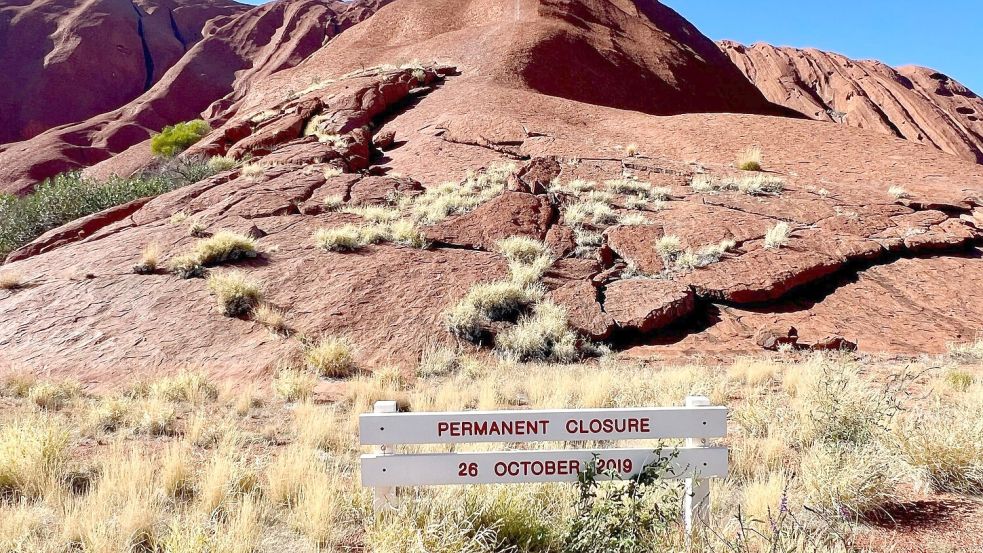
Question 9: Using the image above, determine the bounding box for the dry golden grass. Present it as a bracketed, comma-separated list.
[736, 146, 763, 171]
[304, 335, 357, 378]
[0, 270, 24, 290]
[207, 270, 263, 317]
[272, 367, 317, 402]
[252, 302, 288, 335]
[764, 222, 792, 250]
[1, 352, 980, 552]
[132, 243, 161, 274]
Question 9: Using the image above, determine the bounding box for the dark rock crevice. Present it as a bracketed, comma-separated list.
[129, 2, 155, 92]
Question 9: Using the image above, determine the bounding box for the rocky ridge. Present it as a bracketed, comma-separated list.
[722, 41, 983, 164]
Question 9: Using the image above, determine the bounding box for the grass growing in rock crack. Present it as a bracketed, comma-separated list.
[764, 222, 793, 250]
[409, 163, 515, 223]
[170, 231, 259, 278]
[132, 243, 161, 275]
[313, 220, 428, 252]
[0, 271, 24, 290]
[689, 174, 785, 196]
[888, 185, 911, 200]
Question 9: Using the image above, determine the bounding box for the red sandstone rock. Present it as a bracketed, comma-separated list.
[722, 41, 983, 164]
[0, 0, 247, 146]
[547, 280, 613, 340]
[424, 192, 555, 251]
[604, 279, 695, 333]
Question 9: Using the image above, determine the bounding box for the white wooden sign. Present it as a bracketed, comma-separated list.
[362, 447, 728, 486]
[359, 396, 728, 534]
[359, 406, 727, 445]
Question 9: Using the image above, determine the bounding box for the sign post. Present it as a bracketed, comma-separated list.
[359, 397, 728, 531]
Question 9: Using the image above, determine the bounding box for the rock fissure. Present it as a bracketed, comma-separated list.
[129, 2, 155, 92]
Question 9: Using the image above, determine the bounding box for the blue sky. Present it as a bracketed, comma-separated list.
[666, 1, 982, 91]
[240, 0, 981, 92]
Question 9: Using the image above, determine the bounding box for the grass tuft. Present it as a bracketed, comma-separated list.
[304, 336, 357, 378]
[764, 222, 792, 250]
[736, 146, 763, 171]
[207, 271, 263, 317]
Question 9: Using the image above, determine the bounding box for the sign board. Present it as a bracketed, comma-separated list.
[359, 396, 728, 534]
[359, 406, 727, 445]
[362, 447, 728, 487]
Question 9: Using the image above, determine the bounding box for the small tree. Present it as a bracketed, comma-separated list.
[151, 119, 210, 157]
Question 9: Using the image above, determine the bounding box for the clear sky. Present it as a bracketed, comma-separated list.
[664, 1, 982, 92]
[239, 0, 981, 92]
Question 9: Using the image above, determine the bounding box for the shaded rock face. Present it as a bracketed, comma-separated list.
[1, 0, 982, 380]
[721, 41, 983, 164]
[0, 0, 390, 193]
[0, 0, 247, 146]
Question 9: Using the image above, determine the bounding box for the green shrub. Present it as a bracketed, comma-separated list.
[565, 452, 682, 553]
[151, 119, 210, 157]
[0, 159, 217, 259]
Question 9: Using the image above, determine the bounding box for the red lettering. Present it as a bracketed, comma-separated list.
[437, 422, 449, 436]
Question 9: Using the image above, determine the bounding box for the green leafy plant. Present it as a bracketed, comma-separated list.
[565, 451, 682, 553]
[151, 119, 210, 157]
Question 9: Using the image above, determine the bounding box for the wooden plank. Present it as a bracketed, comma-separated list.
[360, 447, 728, 486]
[359, 406, 727, 445]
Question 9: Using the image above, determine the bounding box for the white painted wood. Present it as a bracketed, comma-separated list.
[359, 406, 727, 445]
[683, 396, 713, 540]
[361, 447, 728, 487]
[372, 401, 397, 512]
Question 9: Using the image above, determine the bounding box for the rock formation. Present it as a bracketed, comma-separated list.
[0, 0, 247, 145]
[0, 0, 390, 193]
[722, 41, 983, 164]
[1, 0, 981, 381]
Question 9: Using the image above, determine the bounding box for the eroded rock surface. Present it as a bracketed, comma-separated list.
[722, 41, 983, 164]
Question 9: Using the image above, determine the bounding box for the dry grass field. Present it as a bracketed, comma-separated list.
[1, 343, 982, 552]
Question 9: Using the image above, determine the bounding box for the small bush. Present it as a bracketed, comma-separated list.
[207, 271, 263, 317]
[736, 146, 763, 171]
[888, 185, 910, 200]
[0, 271, 23, 290]
[272, 368, 317, 402]
[132, 243, 161, 274]
[801, 444, 898, 519]
[495, 301, 578, 362]
[410, 163, 513, 223]
[304, 336, 357, 378]
[565, 453, 682, 552]
[150, 370, 218, 403]
[253, 303, 288, 335]
[0, 416, 71, 500]
[206, 156, 236, 173]
[509, 254, 553, 288]
[151, 119, 210, 157]
[497, 236, 550, 264]
[764, 222, 792, 250]
[946, 369, 975, 392]
[625, 143, 639, 157]
[1, 163, 212, 259]
[618, 213, 649, 226]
